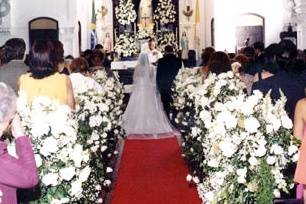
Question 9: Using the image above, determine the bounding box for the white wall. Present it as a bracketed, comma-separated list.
[204, 0, 214, 47]
[77, 0, 93, 52]
[0, 0, 80, 56]
[207, 0, 291, 52]
[0, 0, 293, 55]
[179, 0, 206, 58]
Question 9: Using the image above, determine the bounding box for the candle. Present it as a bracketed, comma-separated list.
[114, 29, 117, 42]
[134, 23, 136, 35]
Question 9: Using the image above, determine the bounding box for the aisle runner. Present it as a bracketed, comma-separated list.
[111, 136, 201, 204]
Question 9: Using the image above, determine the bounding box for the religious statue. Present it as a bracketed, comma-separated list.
[103, 32, 112, 53]
[138, 0, 153, 30]
[180, 31, 189, 60]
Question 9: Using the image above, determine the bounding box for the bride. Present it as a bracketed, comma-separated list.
[122, 52, 173, 136]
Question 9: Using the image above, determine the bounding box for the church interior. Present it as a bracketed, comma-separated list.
[1, 1, 306, 204]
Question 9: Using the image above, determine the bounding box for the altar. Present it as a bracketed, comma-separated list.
[111, 60, 138, 70]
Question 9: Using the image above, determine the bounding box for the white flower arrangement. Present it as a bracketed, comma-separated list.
[114, 33, 139, 57]
[154, 0, 176, 25]
[136, 26, 154, 40]
[17, 93, 91, 203]
[73, 70, 124, 202]
[115, 0, 137, 25]
[173, 69, 298, 203]
[158, 31, 178, 52]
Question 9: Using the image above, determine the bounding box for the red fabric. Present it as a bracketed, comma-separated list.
[111, 136, 201, 204]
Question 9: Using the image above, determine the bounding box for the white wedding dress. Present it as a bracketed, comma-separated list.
[122, 52, 173, 136]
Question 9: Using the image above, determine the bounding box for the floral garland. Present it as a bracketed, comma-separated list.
[154, 0, 176, 25]
[158, 31, 178, 52]
[115, 0, 137, 25]
[114, 33, 138, 57]
[74, 70, 125, 203]
[74, 71, 122, 203]
[173, 69, 299, 204]
[17, 93, 92, 204]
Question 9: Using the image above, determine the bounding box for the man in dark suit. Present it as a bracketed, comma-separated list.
[252, 59, 306, 120]
[156, 45, 182, 120]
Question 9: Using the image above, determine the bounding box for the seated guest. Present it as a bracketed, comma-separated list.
[293, 98, 306, 204]
[69, 57, 102, 92]
[64, 55, 74, 72]
[81, 49, 93, 67]
[207, 51, 232, 75]
[19, 40, 75, 109]
[231, 56, 254, 95]
[200, 47, 215, 79]
[242, 46, 264, 76]
[95, 44, 103, 50]
[0, 38, 29, 92]
[253, 44, 281, 82]
[89, 49, 113, 77]
[0, 83, 39, 204]
[253, 41, 265, 58]
[252, 59, 305, 120]
[52, 40, 70, 75]
[183, 50, 197, 68]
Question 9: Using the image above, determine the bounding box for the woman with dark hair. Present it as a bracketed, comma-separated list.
[52, 40, 70, 75]
[18, 40, 75, 109]
[200, 47, 215, 79]
[207, 51, 231, 75]
[253, 44, 280, 82]
[89, 49, 113, 77]
[183, 50, 197, 68]
[232, 54, 254, 95]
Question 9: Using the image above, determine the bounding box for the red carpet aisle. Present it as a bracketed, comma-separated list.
[111, 136, 201, 204]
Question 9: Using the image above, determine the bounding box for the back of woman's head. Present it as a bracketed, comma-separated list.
[201, 47, 215, 66]
[234, 54, 249, 66]
[4, 38, 26, 63]
[90, 49, 105, 67]
[208, 51, 231, 75]
[29, 40, 56, 79]
[0, 83, 16, 123]
[52, 40, 64, 65]
[188, 50, 196, 61]
[70, 57, 89, 74]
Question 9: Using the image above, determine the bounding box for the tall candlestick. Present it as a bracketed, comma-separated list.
[134, 23, 136, 35]
[114, 29, 117, 42]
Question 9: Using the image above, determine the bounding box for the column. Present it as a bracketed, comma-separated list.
[295, 0, 306, 49]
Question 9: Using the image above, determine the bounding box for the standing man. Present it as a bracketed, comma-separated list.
[0, 38, 28, 92]
[147, 38, 163, 64]
[156, 45, 181, 121]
